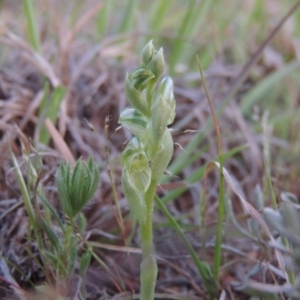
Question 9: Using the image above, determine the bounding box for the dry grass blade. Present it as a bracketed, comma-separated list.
[156, 256, 207, 298]
[70, 33, 130, 83]
[61, 3, 103, 49]
[59, 3, 103, 84]
[44, 118, 75, 164]
[234, 280, 293, 295]
[89, 241, 141, 254]
[19, 90, 44, 130]
[0, 28, 60, 87]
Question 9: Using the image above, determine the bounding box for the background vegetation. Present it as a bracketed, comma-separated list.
[1, 0, 300, 299]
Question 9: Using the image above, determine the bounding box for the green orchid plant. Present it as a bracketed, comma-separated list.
[119, 41, 175, 300]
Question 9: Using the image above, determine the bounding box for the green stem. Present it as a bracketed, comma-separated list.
[140, 179, 158, 300]
[213, 156, 224, 279]
[140, 180, 157, 259]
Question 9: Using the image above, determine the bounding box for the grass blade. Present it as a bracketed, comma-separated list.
[118, 0, 137, 33]
[169, 0, 216, 73]
[241, 61, 300, 115]
[23, 0, 41, 52]
[197, 56, 224, 280]
[155, 195, 217, 299]
[37, 85, 67, 145]
[149, 0, 173, 32]
[96, 0, 112, 35]
[168, 1, 300, 177]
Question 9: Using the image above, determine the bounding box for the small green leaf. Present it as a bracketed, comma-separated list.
[254, 184, 264, 209]
[263, 207, 284, 232]
[67, 246, 78, 276]
[39, 193, 64, 230]
[56, 162, 73, 218]
[86, 157, 100, 201]
[70, 160, 86, 213]
[41, 250, 59, 266]
[280, 191, 298, 204]
[76, 213, 87, 234]
[41, 219, 62, 252]
[280, 202, 300, 238]
[80, 248, 92, 276]
[38, 85, 67, 145]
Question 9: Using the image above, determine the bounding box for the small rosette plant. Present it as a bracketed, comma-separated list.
[55, 157, 99, 222]
[119, 41, 175, 300]
[35, 157, 99, 289]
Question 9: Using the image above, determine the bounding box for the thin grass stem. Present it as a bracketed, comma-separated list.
[197, 56, 224, 281]
[155, 195, 217, 299]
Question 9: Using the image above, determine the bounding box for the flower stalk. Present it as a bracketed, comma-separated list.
[119, 41, 175, 300]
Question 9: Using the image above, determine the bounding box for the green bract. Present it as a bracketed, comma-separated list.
[146, 47, 165, 78]
[151, 77, 176, 144]
[55, 157, 99, 221]
[119, 41, 176, 300]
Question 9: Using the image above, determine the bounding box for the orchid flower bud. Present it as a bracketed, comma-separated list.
[122, 137, 151, 224]
[122, 137, 151, 194]
[124, 72, 151, 117]
[141, 40, 155, 66]
[129, 68, 155, 91]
